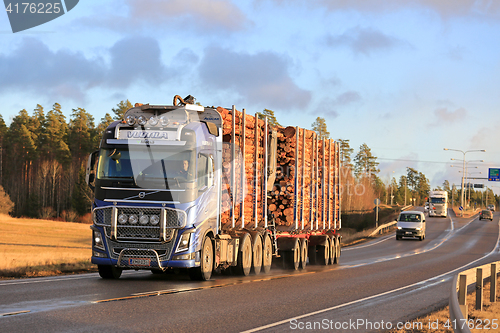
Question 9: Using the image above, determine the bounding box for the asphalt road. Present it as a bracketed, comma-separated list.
[1, 208, 499, 333]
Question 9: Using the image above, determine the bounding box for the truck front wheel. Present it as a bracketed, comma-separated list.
[189, 236, 213, 281]
[98, 265, 122, 279]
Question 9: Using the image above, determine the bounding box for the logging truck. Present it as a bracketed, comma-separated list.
[86, 96, 342, 280]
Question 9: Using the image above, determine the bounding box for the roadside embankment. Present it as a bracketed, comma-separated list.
[0, 214, 95, 278]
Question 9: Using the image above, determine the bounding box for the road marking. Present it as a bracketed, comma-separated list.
[242, 221, 500, 333]
[0, 310, 31, 317]
[92, 271, 319, 303]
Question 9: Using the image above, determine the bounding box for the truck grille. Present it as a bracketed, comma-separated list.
[93, 206, 185, 242]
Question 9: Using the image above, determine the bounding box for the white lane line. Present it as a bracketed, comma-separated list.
[0, 310, 31, 317]
[242, 221, 500, 333]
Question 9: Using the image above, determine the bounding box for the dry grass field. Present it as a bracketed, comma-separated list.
[0, 214, 95, 278]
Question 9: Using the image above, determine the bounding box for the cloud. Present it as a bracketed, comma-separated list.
[446, 45, 467, 61]
[198, 46, 311, 110]
[310, 91, 361, 118]
[80, 0, 250, 33]
[0, 36, 171, 101]
[325, 27, 408, 56]
[334, 91, 362, 106]
[434, 107, 467, 123]
[0, 38, 105, 101]
[264, 0, 500, 19]
[107, 36, 167, 88]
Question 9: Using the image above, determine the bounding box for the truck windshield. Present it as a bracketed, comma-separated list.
[430, 198, 445, 204]
[97, 148, 195, 187]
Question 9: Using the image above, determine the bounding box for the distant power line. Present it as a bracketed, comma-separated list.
[377, 157, 492, 166]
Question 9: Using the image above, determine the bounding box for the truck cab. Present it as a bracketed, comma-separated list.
[86, 102, 222, 279]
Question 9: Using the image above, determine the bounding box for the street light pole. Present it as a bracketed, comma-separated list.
[390, 170, 395, 206]
[444, 148, 485, 215]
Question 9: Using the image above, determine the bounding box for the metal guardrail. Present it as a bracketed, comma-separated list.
[449, 261, 499, 333]
[367, 206, 413, 237]
[368, 221, 397, 237]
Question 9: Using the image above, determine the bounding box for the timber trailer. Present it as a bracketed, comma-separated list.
[86, 95, 341, 280]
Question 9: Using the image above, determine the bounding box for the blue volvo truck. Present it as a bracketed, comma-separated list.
[86, 96, 342, 280]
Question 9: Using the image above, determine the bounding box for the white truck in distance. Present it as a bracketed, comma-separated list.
[428, 190, 448, 217]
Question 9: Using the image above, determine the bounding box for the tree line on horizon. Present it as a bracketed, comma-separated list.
[2, 102, 488, 221]
[0, 100, 133, 219]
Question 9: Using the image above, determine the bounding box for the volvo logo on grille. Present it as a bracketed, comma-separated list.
[138, 192, 146, 199]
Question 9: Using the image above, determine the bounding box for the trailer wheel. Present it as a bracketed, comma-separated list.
[329, 238, 336, 265]
[333, 238, 340, 264]
[235, 233, 252, 276]
[252, 235, 263, 275]
[284, 238, 300, 270]
[98, 265, 122, 279]
[299, 239, 308, 269]
[189, 236, 213, 281]
[262, 234, 273, 274]
[318, 239, 330, 266]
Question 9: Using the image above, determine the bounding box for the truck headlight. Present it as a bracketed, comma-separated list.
[159, 115, 169, 127]
[118, 214, 128, 224]
[126, 115, 136, 126]
[137, 115, 148, 126]
[93, 230, 105, 250]
[415, 227, 421, 231]
[128, 214, 138, 225]
[149, 116, 159, 126]
[150, 215, 160, 225]
[139, 214, 149, 225]
[397, 226, 402, 230]
[175, 232, 191, 253]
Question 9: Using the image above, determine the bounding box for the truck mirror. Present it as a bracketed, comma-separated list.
[86, 150, 99, 188]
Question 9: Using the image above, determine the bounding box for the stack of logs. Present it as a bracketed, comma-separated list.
[217, 106, 339, 230]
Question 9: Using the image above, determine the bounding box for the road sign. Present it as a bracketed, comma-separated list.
[489, 168, 500, 181]
[374, 198, 380, 205]
[459, 206, 463, 211]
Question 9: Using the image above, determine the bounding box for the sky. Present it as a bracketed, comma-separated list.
[1, 0, 500, 195]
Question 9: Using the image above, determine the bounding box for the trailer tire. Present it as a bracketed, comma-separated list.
[189, 236, 213, 281]
[317, 239, 330, 266]
[252, 235, 263, 275]
[98, 265, 122, 279]
[299, 239, 308, 269]
[235, 233, 252, 276]
[262, 234, 273, 274]
[333, 238, 340, 264]
[283, 238, 300, 270]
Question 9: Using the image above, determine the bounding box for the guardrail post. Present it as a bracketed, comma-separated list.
[476, 268, 483, 311]
[459, 274, 467, 318]
[492, 264, 497, 303]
